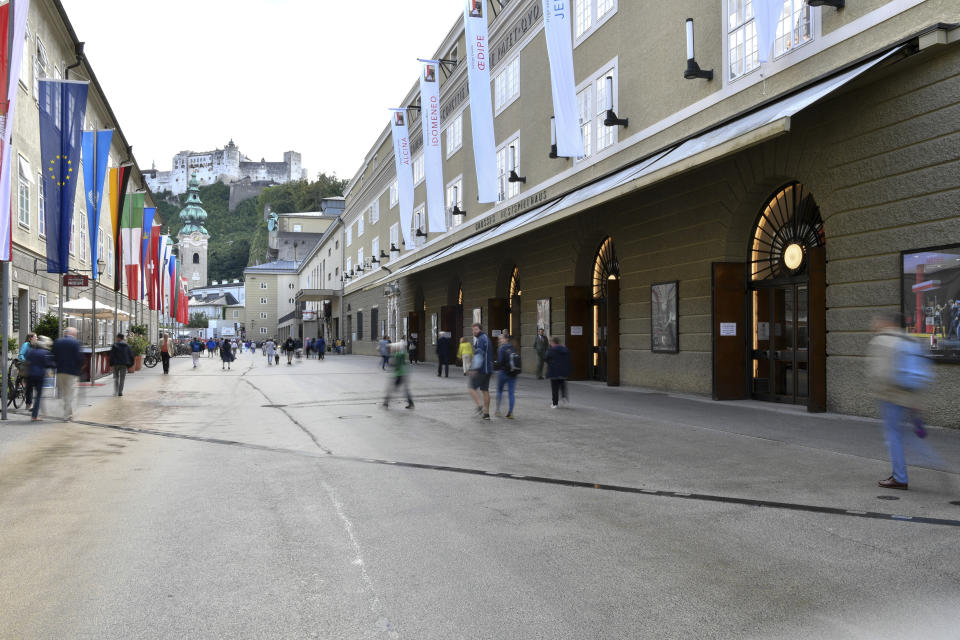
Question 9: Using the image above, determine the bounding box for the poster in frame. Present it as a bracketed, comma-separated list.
[651, 281, 679, 353]
[901, 243, 960, 363]
[472, 308, 482, 326]
[536, 298, 551, 335]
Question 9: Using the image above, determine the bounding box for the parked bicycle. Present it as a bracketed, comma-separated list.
[5, 358, 26, 408]
[143, 344, 160, 368]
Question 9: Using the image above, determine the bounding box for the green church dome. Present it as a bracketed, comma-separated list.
[178, 172, 209, 235]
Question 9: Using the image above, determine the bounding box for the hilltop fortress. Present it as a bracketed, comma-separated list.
[145, 139, 307, 196]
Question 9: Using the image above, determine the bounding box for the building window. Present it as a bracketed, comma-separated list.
[260, 297, 268, 304]
[293, 223, 302, 232]
[37, 171, 45, 236]
[357, 247, 364, 267]
[17, 156, 30, 227]
[34, 37, 47, 97]
[371, 237, 379, 263]
[260, 327, 267, 335]
[368, 201, 379, 224]
[496, 137, 521, 202]
[390, 223, 399, 252]
[413, 204, 426, 248]
[233, 310, 239, 319]
[69, 215, 76, 255]
[389, 179, 399, 208]
[728, 0, 812, 81]
[193, 252, 200, 264]
[412, 153, 424, 186]
[446, 113, 463, 157]
[357, 216, 364, 237]
[19, 27, 30, 91]
[347, 225, 352, 246]
[79, 222, 86, 262]
[494, 57, 520, 114]
[260, 312, 268, 319]
[97, 228, 103, 266]
[577, 65, 618, 160]
[370, 307, 379, 341]
[107, 242, 113, 276]
[574, 0, 616, 44]
[446, 176, 464, 227]
[346, 257, 352, 273]
[357, 311, 363, 340]
[260, 282, 268, 289]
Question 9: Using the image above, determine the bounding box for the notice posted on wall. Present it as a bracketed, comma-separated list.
[570, 326, 583, 336]
[720, 322, 737, 337]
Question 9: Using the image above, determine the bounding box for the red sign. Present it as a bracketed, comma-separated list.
[63, 275, 89, 287]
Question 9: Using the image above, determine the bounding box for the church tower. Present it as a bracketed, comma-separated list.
[177, 172, 210, 289]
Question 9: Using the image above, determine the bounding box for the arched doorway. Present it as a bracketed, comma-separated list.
[509, 266, 521, 346]
[748, 182, 825, 406]
[593, 237, 620, 385]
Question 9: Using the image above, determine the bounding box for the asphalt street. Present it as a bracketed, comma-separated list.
[0, 350, 958, 639]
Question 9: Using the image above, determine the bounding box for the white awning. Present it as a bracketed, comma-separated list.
[53, 297, 131, 319]
[372, 48, 903, 285]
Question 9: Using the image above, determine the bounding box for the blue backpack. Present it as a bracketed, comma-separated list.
[894, 337, 932, 391]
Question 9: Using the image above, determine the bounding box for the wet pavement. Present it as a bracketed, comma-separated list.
[1, 351, 958, 639]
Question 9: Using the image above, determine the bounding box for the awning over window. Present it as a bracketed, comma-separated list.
[374, 48, 902, 286]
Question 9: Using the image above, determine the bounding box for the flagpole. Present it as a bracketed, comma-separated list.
[90, 131, 97, 350]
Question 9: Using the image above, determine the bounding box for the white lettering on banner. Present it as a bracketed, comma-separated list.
[390, 109, 415, 249]
[464, 2, 499, 203]
[543, 0, 583, 158]
[419, 60, 447, 233]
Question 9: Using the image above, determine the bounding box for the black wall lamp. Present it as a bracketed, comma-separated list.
[450, 185, 466, 217]
[807, 0, 844, 8]
[548, 117, 558, 159]
[508, 145, 526, 183]
[380, 250, 389, 259]
[684, 19, 714, 80]
[390, 243, 399, 252]
[415, 228, 428, 238]
[602, 76, 628, 127]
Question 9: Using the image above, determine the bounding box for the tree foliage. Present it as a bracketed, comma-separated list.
[186, 312, 209, 328]
[33, 313, 59, 340]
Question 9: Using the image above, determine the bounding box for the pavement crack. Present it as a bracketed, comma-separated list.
[241, 379, 333, 455]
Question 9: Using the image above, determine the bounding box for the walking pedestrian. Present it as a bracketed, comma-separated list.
[265, 338, 276, 366]
[283, 337, 296, 365]
[436, 331, 452, 378]
[408, 334, 419, 365]
[545, 337, 571, 408]
[18, 333, 36, 408]
[190, 336, 202, 368]
[868, 312, 935, 490]
[25, 336, 53, 421]
[457, 336, 473, 376]
[378, 335, 390, 370]
[534, 328, 549, 379]
[160, 332, 172, 374]
[495, 334, 519, 418]
[468, 323, 493, 420]
[52, 327, 82, 421]
[383, 340, 414, 410]
[316, 335, 326, 360]
[220, 338, 234, 371]
[109, 333, 134, 397]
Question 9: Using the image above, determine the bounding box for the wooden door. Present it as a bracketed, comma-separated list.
[807, 246, 827, 413]
[487, 298, 509, 338]
[565, 286, 592, 380]
[606, 279, 620, 387]
[712, 263, 747, 400]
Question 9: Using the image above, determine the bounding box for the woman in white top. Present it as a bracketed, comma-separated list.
[265, 339, 276, 366]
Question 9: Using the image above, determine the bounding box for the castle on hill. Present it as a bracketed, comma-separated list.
[144, 139, 307, 196]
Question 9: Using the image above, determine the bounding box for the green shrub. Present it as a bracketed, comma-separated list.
[127, 334, 149, 357]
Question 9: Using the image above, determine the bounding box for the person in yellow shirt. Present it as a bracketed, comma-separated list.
[456, 336, 473, 376]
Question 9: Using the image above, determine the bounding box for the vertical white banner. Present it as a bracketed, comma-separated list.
[389, 109, 415, 249]
[754, 0, 783, 64]
[0, 0, 31, 261]
[542, 0, 583, 158]
[418, 60, 447, 233]
[463, 0, 498, 203]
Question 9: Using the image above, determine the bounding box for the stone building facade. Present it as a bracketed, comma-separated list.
[144, 139, 306, 195]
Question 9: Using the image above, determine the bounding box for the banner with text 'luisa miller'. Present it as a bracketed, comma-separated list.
[418, 60, 446, 233]
[389, 109, 415, 249]
[464, 0, 498, 203]
[543, 0, 583, 158]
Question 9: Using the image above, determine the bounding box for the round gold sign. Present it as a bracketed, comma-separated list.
[783, 243, 804, 270]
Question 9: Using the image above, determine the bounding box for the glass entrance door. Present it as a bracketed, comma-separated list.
[751, 284, 809, 403]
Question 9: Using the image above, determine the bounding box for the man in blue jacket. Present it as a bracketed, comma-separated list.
[52, 327, 83, 420]
[468, 323, 493, 420]
[109, 333, 135, 397]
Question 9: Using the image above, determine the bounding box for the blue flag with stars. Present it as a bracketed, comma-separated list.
[82, 129, 112, 280]
[39, 79, 89, 273]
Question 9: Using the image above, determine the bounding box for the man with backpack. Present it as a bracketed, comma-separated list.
[868, 312, 934, 490]
[494, 334, 520, 419]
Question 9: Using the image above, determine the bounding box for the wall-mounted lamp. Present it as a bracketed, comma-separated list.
[371, 256, 380, 264]
[355, 264, 364, 273]
[548, 117, 558, 159]
[807, 0, 844, 8]
[508, 145, 526, 183]
[390, 243, 399, 252]
[415, 228, 428, 238]
[380, 250, 389, 259]
[602, 76, 629, 127]
[684, 19, 714, 80]
[450, 185, 466, 217]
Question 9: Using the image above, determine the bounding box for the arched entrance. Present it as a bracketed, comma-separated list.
[748, 182, 825, 406]
[509, 266, 522, 346]
[593, 237, 620, 385]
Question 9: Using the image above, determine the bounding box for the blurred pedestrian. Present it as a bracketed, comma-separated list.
[457, 336, 473, 376]
[868, 312, 934, 490]
[25, 336, 53, 421]
[190, 336, 202, 368]
[220, 338, 234, 371]
[378, 335, 390, 370]
[495, 334, 519, 418]
[383, 340, 414, 410]
[468, 323, 492, 420]
[545, 337, 571, 408]
[408, 334, 419, 365]
[206, 337, 216, 358]
[52, 327, 82, 421]
[265, 338, 276, 366]
[283, 337, 296, 365]
[534, 328, 549, 379]
[109, 333, 134, 397]
[436, 331, 452, 378]
[316, 335, 326, 360]
[160, 332, 172, 374]
[18, 333, 36, 407]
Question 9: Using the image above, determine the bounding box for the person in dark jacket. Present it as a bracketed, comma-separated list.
[534, 328, 549, 379]
[26, 336, 53, 420]
[220, 338, 234, 371]
[316, 336, 326, 360]
[109, 333, 135, 397]
[52, 327, 83, 420]
[282, 337, 296, 365]
[436, 332, 452, 377]
[545, 337, 571, 408]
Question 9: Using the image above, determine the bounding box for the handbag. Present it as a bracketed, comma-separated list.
[471, 352, 484, 371]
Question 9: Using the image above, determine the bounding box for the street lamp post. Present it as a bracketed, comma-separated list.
[90, 257, 106, 347]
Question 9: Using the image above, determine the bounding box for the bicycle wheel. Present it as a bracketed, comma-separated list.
[11, 380, 24, 409]
[143, 355, 158, 368]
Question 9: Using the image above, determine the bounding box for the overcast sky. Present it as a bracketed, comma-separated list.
[59, 0, 465, 182]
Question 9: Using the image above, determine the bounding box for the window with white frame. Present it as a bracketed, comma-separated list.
[496, 137, 521, 202]
[390, 223, 399, 251]
[79, 221, 86, 262]
[34, 37, 47, 97]
[260, 312, 268, 319]
[260, 297, 268, 304]
[97, 228, 103, 266]
[389, 179, 399, 208]
[69, 215, 76, 255]
[346, 225, 353, 246]
[413, 204, 426, 248]
[259, 327, 267, 335]
[17, 156, 29, 227]
[368, 200, 379, 224]
[446, 113, 463, 157]
[576, 66, 618, 160]
[371, 237, 380, 263]
[446, 176, 464, 227]
[574, 0, 616, 44]
[293, 223, 302, 232]
[357, 216, 364, 237]
[728, 0, 812, 81]
[346, 257, 352, 273]
[412, 153, 424, 186]
[494, 57, 520, 114]
[37, 172, 45, 236]
[38, 293, 47, 314]
[20, 28, 30, 90]
[357, 247, 364, 268]
[260, 282, 268, 289]
[107, 241, 113, 276]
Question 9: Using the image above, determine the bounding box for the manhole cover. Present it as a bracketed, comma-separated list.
[338, 415, 372, 420]
[877, 495, 900, 501]
[261, 404, 287, 408]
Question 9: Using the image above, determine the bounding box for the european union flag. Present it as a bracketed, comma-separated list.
[39, 79, 88, 273]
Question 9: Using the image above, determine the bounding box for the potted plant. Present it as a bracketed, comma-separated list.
[127, 334, 148, 372]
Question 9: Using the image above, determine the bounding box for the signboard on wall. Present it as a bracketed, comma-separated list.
[30, 299, 37, 331]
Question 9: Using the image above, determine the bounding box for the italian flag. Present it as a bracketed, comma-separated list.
[120, 192, 145, 301]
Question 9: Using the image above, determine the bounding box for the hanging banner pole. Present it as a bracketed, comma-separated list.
[417, 59, 447, 233]
[389, 109, 415, 249]
[542, 0, 583, 158]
